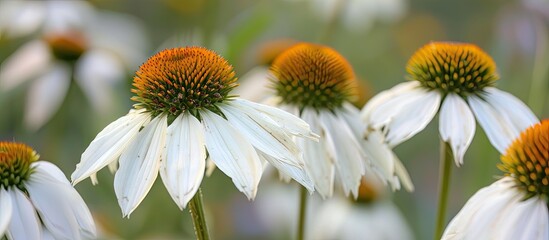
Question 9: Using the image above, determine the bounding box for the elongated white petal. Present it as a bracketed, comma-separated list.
[27, 163, 94, 240]
[320, 110, 364, 197]
[442, 178, 537, 240]
[363, 131, 413, 191]
[439, 94, 476, 166]
[361, 81, 420, 122]
[160, 113, 206, 209]
[28, 162, 96, 239]
[468, 89, 538, 153]
[366, 86, 441, 146]
[201, 110, 262, 199]
[339, 103, 367, 139]
[258, 152, 314, 191]
[72, 109, 150, 184]
[114, 115, 167, 217]
[0, 1, 45, 38]
[221, 103, 301, 165]
[496, 196, 548, 240]
[0, 188, 12, 237]
[85, 10, 148, 68]
[299, 109, 334, 198]
[75, 50, 124, 113]
[472, 87, 539, 153]
[231, 98, 318, 139]
[24, 62, 71, 131]
[0, 40, 51, 91]
[7, 189, 41, 240]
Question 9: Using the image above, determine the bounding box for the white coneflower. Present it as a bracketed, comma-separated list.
[362, 42, 539, 166]
[0, 0, 147, 130]
[443, 120, 549, 240]
[269, 43, 411, 198]
[0, 142, 95, 240]
[71, 47, 317, 217]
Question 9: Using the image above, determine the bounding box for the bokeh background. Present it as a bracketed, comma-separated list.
[0, 0, 548, 239]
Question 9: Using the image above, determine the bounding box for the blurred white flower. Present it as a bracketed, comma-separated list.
[0, 142, 95, 240]
[0, 0, 148, 130]
[71, 47, 317, 217]
[307, 0, 407, 32]
[263, 43, 412, 198]
[443, 120, 549, 239]
[361, 42, 539, 166]
[249, 172, 414, 239]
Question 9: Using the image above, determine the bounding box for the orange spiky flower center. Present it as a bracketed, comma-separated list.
[406, 42, 498, 96]
[0, 142, 39, 190]
[44, 31, 87, 62]
[270, 43, 357, 111]
[131, 47, 237, 117]
[499, 120, 549, 199]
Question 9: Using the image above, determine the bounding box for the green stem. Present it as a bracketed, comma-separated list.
[434, 140, 453, 240]
[528, 22, 549, 115]
[189, 188, 210, 240]
[297, 185, 308, 240]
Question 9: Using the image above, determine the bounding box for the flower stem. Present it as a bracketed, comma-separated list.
[189, 188, 210, 240]
[297, 185, 308, 240]
[434, 140, 453, 240]
[528, 23, 549, 115]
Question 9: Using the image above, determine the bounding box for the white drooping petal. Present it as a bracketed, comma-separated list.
[299, 109, 334, 198]
[27, 162, 96, 240]
[201, 110, 262, 199]
[441, 177, 544, 240]
[366, 86, 441, 146]
[231, 98, 318, 139]
[469, 87, 539, 153]
[363, 130, 414, 191]
[319, 110, 364, 197]
[0, 40, 51, 91]
[468, 89, 538, 154]
[258, 152, 314, 191]
[495, 196, 549, 240]
[24, 62, 71, 131]
[160, 113, 206, 210]
[0, 188, 12, 237]
[72, 109, 150, 185]
[361, 81, 420, 122]
[85, 11, 148, 68]
[75, 50, 125, 113]
[0, 1, 45, 38]
[439, 94, 476, 166]
[42, 1, 93, 32]
[7, 189, 41, 240]
[114, 115, 167, 217]
[221, 102, 314, 189]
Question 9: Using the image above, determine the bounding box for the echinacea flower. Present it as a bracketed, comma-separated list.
[71, 47, 317, 217]
[0, 0, 147, 130]
[0, 142, 95, 240]
[268, 43, 412, 198]
[362, 42, 539, 166]
[442, 120, 549, 240]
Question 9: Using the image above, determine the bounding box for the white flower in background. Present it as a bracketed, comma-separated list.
[0, 0, 148, 130]
[249, 173, 413, 239]
[0, 142, 95, 240]
[308, 0, 407, 32]
[267, 43, 412, 198]
[443, 120, 549, 239]
[362, 42, 539, 166]
[309, 175, 414, 240]
[71, 47, 317, 217]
